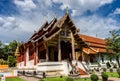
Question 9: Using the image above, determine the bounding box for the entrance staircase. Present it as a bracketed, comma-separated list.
[36, 62, 69, 78]
[74, 61, 89, 75]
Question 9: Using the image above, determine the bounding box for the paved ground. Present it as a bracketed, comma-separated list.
[19, 75, 120, 81]
[108, 77, 120, 81]
[19, 76, 39, 81]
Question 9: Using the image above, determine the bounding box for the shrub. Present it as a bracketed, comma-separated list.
[98, 63, 101, 67]
[66, 77, 74, 81]
[40, 80, 45, 81]
[109, 68, 113, 72]
[103, 68, 107, 72]
[95, 68, 99, 72]
[101, 72, 108, 81]
[117, 68, 120, 78]
[113, 64, 117, 68]
[90, 74, 99, 81]
[92, 69, 94, 73]
[106, 62, 111, 68]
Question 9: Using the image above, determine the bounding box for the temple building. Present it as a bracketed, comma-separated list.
[17, 12, 117, 76]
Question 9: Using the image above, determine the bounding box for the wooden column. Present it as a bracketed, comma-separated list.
[20, 55, 21, 63]
[82, 52, 85, 61]
[58, 34, 61, 61]
[44, 42, 49, 61]
[71, 32, 75, 60]
[36, 45, 38, 64]
[34, 50, 37, 65]
[24, 51, 26, 66]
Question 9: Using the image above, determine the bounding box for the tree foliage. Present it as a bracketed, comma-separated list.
[0, 40, 21, 67]
[0, 41, 4, 59]
[106, 30, 120, 67]
[8, 55, 16, 67]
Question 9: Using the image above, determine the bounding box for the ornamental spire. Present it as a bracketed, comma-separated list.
[54, 12, 56, 19]
[66, 6, 68, 14]
[46, 13, 48, 22]
[66, 0, 69, 14]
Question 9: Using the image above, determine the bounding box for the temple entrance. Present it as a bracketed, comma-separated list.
[38, 50, 46, 62]
[61, 41, 72, 61]
[54, 51, 58, 61]
[48, 46, 58, 61]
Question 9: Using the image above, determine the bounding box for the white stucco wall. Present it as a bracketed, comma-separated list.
[17, 61, 24, 68]
[0, 69, 18, 77]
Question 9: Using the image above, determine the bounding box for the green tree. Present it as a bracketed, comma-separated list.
[8, 55, 16, 67]
[0, 41, 4, 59]
[3, 44, 9, 60]
[106, 30, 120, 67]
[6, 40, 21, 67]
[0, 40, 21, 67]
[8, 40, 21, 54]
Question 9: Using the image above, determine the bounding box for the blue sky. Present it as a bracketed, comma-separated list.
[0, 0, 120, 43]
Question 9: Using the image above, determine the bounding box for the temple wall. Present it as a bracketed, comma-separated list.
[17, 61, 24, 68]
[26, 60, 34, 68]
[98, 55, 117, 64]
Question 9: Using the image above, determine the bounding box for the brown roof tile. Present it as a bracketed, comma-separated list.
[80, 34, 107, 54]
[80, 34, 106, 45]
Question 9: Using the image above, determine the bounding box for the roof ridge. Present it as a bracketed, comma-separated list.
[80, 34, 105, 40]
[43, 17, 57, 31]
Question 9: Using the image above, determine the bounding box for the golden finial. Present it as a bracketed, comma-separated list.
[96, 34, 98, 37]
[15, 46, 20, 57]
[34, 30, 37, 33]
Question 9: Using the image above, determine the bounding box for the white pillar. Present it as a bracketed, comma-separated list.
[36, 46, 38, 64]
[26, 48, 29, 66]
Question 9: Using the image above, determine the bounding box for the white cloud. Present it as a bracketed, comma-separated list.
[14, 0, 36, 11]
[0, 0, 56, 43]
[52, 0, 113, 16]
[113, 8, 120, 15]
[38, 0, 53, 7]
[0, 27, 31, 43]
[0, 17, 5, 26]
[0, 16, 18, 30]
[74, 15, 120, 38]
[100, 0, 113, 5]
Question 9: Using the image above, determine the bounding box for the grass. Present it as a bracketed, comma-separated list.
[0, 77, 25, 81]
[105, 72, 119, 78]
[40, 77, 102, 81]
[74, 78, 102, 81]
[41, 76, 67, 81]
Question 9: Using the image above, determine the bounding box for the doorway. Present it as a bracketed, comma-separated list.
[61, 41, 72, 61]
[54, 51, 58, 61]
